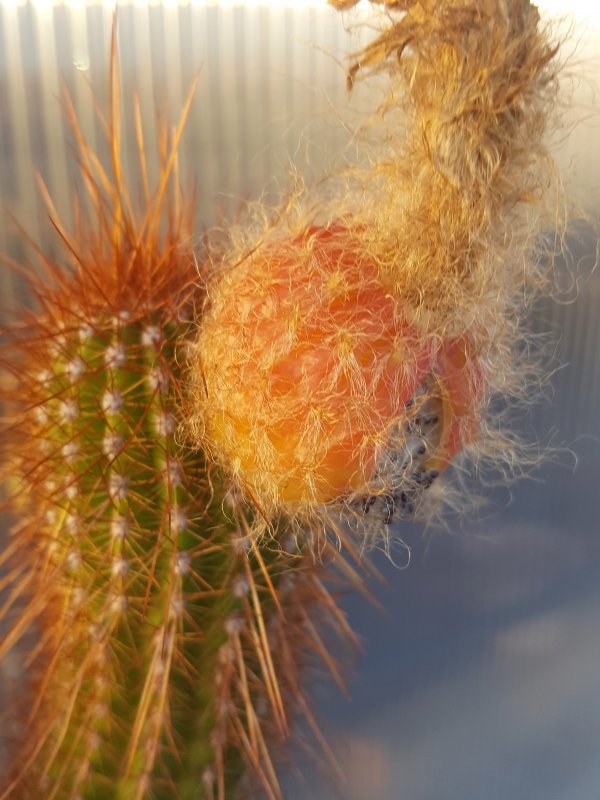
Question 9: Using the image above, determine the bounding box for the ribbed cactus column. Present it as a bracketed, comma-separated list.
[0, 73, 356, 800]
[3, 299, 336, 798]
[28, 309, 213, 798]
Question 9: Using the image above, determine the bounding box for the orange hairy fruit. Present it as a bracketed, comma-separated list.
[195, 223, 485, 512]
[196, 224, 434, 506]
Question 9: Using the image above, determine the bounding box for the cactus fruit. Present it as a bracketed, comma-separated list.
[0, 54, 357, 800]
[191, 222, 483, 524]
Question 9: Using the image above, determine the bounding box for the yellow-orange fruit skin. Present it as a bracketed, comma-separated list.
[195, 224, 434, 507]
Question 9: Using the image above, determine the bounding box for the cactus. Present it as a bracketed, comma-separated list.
[1, 1, 569, 796]
[0, 47, 357, 800]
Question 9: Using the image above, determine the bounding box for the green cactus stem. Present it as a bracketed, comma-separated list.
[0, 47, 357, 800]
